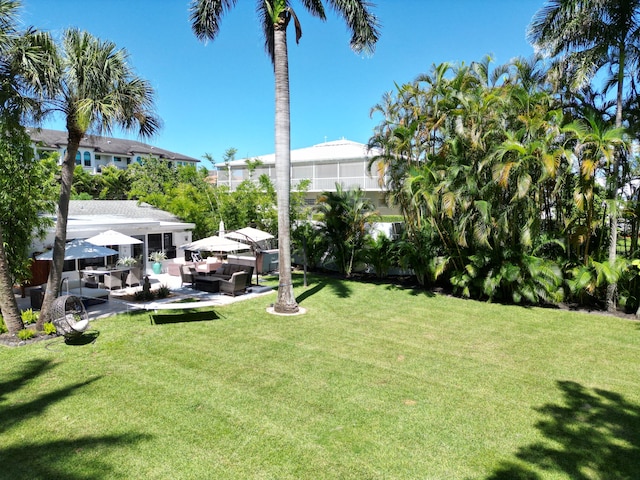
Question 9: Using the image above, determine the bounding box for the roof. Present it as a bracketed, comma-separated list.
[69, 200, 183, 222]
[29, 128, 199, 163]
[218, 139, 381, 167]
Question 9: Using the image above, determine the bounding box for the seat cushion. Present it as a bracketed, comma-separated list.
[71, 319, 90, 333]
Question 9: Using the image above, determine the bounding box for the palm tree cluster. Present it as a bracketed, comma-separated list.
[368, 29, 640, 310]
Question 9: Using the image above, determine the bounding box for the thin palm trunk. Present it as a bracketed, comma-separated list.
[606, 44, 626, 312]
[38, 130, 81, 325]
[0, 223, 23, 334]
[273, 21, 298, 314]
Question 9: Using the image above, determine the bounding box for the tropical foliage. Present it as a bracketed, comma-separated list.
[0, 0, 56, 334]
[368, 50, 637, 308]
[315, 183, 378, 277]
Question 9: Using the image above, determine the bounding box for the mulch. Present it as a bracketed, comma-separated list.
[0, 325, 56, 348]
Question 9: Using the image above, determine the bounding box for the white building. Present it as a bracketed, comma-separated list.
[31, 200, 195, 282]
[29, 128, 199, 174]
[215, 139, 395, 215]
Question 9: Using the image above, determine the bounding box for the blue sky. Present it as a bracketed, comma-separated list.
[22, 0, 543, 169]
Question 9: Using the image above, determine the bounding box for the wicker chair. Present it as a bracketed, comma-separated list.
[104, 272, 123, 290]
[125, 267, 141, 287]
[51, 295, 90, 339]
[219, 271, 249, 297]
[180, 265, 196, 287]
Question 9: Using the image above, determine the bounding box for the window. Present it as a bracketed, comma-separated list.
[114, 156, 122, 162]
[316, 163, 337, 178]
[83, 151, 91, 167]
[148, 233, 162, 254]
[95, 154, 101, 160]
[340, 162, 363, 177]
[75, 152, 81, 165]
[163, 233, 176, 259]
[292, 165, 313, 179]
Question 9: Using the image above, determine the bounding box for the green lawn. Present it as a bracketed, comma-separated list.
[1, 273, 639, 479]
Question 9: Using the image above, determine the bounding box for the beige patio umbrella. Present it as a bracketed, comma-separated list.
[225, 227, 274, 243]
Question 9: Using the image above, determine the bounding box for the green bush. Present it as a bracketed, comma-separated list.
[156, 284, 171, 299]
[43, 322, 57, 335]
[21, 308, 39, 325]
[134, 289, 155, 301]
[17, 329, 34, 340]
[0, 316, 6, 334]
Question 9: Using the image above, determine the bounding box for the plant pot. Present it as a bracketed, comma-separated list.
[152, 262, 162, 274]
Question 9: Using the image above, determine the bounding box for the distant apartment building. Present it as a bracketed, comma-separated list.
[28, 128, 199, 174]
[215, 139, 396, 215]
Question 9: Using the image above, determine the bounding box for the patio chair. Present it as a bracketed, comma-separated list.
[125, 267, 141, 287]
[180, 265, 196, 287]
[104, 272, 123, 290]
[219, 271, 249, 297]
[83, 268, 99, 289]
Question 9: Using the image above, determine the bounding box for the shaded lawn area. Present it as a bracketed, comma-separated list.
[1, 272, 639, 479]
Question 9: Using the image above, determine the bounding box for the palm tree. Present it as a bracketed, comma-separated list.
[0, 0, 57, 334]
[190, 0, 379, 314]
[36, 29, 160, 327]
[315, 183, 378, 277]
[562, 110, 627, 264]
[528, 0, 640, 310]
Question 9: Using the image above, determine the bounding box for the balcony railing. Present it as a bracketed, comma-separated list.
[218, 174, 384, 192]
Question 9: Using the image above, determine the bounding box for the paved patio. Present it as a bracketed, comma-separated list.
[16, 272, 275, 319]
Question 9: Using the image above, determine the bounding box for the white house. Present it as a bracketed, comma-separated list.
[28, 128, 199, 174]
[31, 200, 195, 281]
[215, 139, 396, 215]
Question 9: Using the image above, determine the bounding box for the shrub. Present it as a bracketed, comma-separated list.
[17, 329, 34, 340]
[156, 284, 171, 299]
[0, 316, 6, 334]
[134, 289, 155, 301]
[21, 308, 39, 325]
[43, 322, 57, 335]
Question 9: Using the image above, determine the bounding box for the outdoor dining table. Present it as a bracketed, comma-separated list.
[80, 267, 130, 289]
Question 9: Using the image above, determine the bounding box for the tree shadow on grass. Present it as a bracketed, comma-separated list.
[295, 282, 326, 304]
[485, 380, 640, 479]
[1, 434, 151, 480]
[0, 359, 152, 479]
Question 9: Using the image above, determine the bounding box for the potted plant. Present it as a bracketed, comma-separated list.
[149, 251, 167, 274]
[116, 256, 137, 267]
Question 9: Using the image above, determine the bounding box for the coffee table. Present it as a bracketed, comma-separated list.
[194, 276, 220, 293]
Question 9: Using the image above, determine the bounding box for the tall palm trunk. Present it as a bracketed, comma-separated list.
[0, 223, 23, 334]
[37, 127, 82, 326]
[273, 19, 298, 314]
[607, 44, 626, 312]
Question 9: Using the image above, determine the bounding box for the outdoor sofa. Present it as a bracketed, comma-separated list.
[209, 263, 254, 282]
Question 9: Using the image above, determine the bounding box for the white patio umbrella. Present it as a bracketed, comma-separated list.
[180, 235, 251, 252]
[36, 239, 119, 296]
[85, 229, 143, 246]
[219, 220, 225, 238]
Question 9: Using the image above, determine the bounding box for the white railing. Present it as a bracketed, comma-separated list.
[218, 171, 385, 192]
